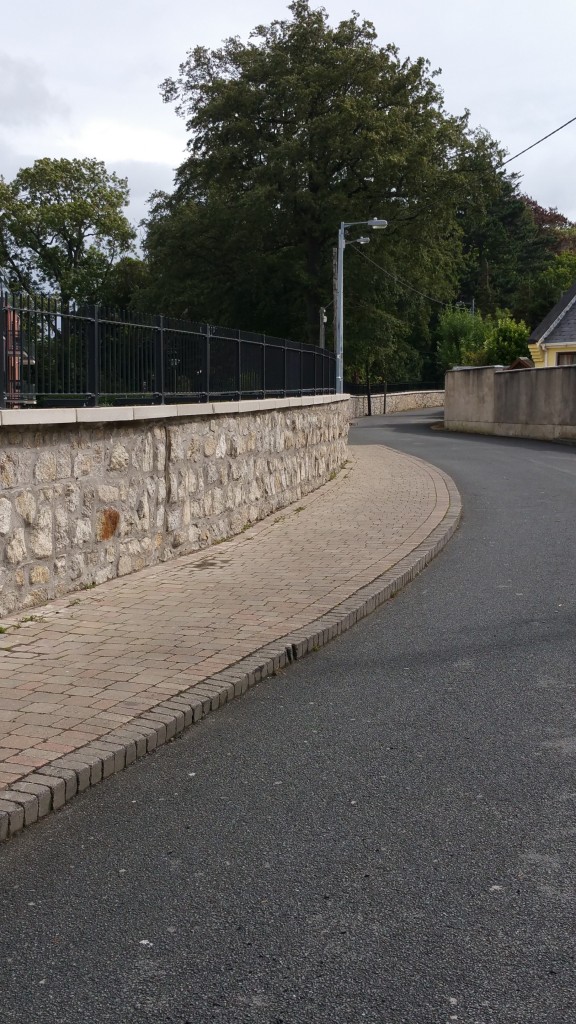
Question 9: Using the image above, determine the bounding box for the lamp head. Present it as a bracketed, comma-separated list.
[368, 217, 388, 229]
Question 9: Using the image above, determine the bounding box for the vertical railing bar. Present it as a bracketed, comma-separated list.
[206, 324, 211, 402]
[154, 315, 165, 402]
[0, 296, 6, 409]
[86, 303, 99, 406]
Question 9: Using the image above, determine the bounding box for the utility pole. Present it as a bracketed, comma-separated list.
[335, 224, 345, 394]
[334, 218, 387, 395]
[332, 246, 339, 355]
[319, 307, 326, 349]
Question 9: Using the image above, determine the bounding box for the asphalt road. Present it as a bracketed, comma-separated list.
[2, 410, 576, 1024]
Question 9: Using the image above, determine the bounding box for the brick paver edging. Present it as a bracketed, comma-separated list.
[0, 462, 462, 843]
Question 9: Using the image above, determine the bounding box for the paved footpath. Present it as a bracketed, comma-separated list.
[0, 443, 460, 839]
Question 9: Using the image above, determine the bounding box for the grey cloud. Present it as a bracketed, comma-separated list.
[107, 160, 179, 230]
[0, 137, 35, 181]
[0, 53, 69, 127]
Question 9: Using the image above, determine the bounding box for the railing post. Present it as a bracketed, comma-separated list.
[155, 314, 165, 403]
[262, 335, 266, 398]
[87, 303, 99, 406]
[237, 330, 242, 400]
[0, 299, 6, 409]
[206, 325, 211, 402]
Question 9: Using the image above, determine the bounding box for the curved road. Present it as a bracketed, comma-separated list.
[2, 410, 576, 1024]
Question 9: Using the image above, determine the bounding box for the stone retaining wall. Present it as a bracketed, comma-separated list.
[348, 390, 444, 418]
[0, 397, 349, 617]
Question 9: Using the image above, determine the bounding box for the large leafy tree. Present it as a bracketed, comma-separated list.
[455, 143, 573, 325]
[0, 157, 136, 304]
[519, 252, 576, 327]
[147, 0, 491, 364]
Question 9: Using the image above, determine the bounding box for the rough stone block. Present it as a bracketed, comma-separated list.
[0, 497, 13, 534]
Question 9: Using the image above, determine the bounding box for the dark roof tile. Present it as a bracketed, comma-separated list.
[529, 280, 576, 343]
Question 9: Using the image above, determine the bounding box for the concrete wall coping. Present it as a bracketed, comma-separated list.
[383, 388, 444, 395]
[0, 393, 349, 428]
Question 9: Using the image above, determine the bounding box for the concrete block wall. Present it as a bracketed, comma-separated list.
[444, 365, 576, 441]
[0, 396, 349, 618]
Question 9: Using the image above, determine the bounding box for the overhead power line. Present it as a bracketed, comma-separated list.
[502, 115, 576, 165]
[348, 244, 448, 306]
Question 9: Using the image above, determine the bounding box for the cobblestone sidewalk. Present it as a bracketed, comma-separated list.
[0, 444, 461, 838]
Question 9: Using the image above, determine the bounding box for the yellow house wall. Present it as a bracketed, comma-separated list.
[528, 343, 576, 367]
[544, 344, 576, 367]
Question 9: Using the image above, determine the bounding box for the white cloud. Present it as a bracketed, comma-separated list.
[0, 52, 69, 128]
[10, 117, 185, 169]
[1, 0, 575, 221]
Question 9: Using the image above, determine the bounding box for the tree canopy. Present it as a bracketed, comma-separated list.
[2, 2, 571, 386]
[147, 3, 493, 362]
[145, 0, 570, 381]
[0, 157, 136, 304]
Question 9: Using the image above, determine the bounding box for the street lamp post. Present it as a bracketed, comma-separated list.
[334, 217, 387, 394]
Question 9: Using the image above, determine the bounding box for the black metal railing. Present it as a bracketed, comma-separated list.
[0, 293, 336, 409]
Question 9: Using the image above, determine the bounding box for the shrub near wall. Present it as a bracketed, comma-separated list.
[0, 397, 349, 617]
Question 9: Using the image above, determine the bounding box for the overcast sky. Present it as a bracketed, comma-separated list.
[2, 0, 575, 233]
